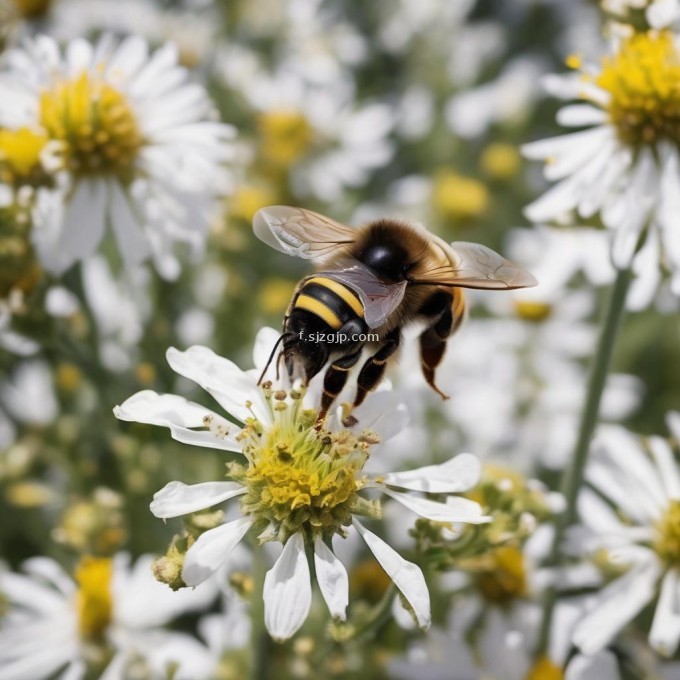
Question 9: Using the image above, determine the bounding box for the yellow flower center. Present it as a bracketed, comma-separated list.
[596, 32, 680, 147]
[39, 72, 143, 179]
[432, 171, 489, 222]
[526, 656, 564, 680]
[75, 556, 113, 640]
[257, 110, 314, 166]
[234, 387, 378, 543]
[257, 277, 297, 315]
[11, 0, 52, 19]
[480, 143, 521, 180]
[0, 127, 47, 184]
[229, 185, 276, 223]
[514, 300, 553, 323]
[654, 499, 680, 565]
[475, 545, 529, 604]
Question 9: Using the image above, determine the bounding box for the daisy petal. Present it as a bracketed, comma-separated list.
[313, 537, 349, 621]
[114, 390, 242, 452]
[166, 346, 267, 424]
[572, 556, 661, 655]
[353, 519, 431, 630]
[263, 533, 312, 641]
[556, 104, 607, 127]
[376, 486, 491, 524]
[649, 436, 680, 502]
[182, 517, 253, 586]
[649, 568, 680, 657]
[381, 453, 481, 493]
[150, 480, 245, 519]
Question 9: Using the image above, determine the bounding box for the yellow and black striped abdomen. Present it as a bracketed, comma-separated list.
[293, 276, 364, 330]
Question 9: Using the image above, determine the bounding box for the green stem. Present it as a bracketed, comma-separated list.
[537, 266, 632, 654]
[342, 583, 397, 643]
[249, 549, 272, 680]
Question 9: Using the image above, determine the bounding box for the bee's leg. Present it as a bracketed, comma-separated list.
[345, 328, 401, 425]
[418, 290, 463, 399]
[317, 347, 364, 425]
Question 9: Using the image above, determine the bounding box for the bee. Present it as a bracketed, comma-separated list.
[254, 206, 537, 424]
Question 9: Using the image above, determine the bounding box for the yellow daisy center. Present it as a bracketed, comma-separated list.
[596, 32, 680, 147]
[234, 387, 379, 543]
[257, 110, 314, 166]
[75, 556, 113, 640]
[0, 127, 47, 184]
[480, 143, 521, 180]
[474, 545, 529, 604]
[11, 0, 52, 19]
[39, 72, 143, 179]
[654, 499, 680, 566]
[526, 656, 564, 680]
[229, 185, 276, 223]
[432, 171, 489, 222]
[514, 300, 553, 323]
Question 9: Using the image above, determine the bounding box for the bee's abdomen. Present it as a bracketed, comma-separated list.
[294, 276, 364, 330]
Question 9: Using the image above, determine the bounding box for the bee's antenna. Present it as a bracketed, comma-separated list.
[258, 333, 292, 385]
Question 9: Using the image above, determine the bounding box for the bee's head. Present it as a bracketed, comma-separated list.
[282, 334, 329, 385]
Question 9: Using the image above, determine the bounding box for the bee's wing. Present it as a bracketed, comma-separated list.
[253, 205, 356, 262]
[422, 241, 538, 290]
[329, 264, 407, 329]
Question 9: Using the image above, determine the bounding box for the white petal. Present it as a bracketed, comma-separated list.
[252, 327, 283, 376]
[650, 436, 680, 502]
[348, 390, 409, 444]
[54, 178, 107, 274]
[22, 557, 75, 596]
[263, 533, 312, 641]
[182, 517, 252, 586]
[381, 453, 481, 493]
[114, 390, 242, 452]
[650, 568, 680, 657]
[566, 652, 619, 680]
[522, 127, 609, 161]
[354, 519, 431, 630]
[377, 486, 491, 524]
[313, 537, 349, 621]
[166, 346, 267, 424]
[115, 390, 210, 427]
[647, 0, 680, 28]
[150, 480, 246, 519]
[557, 104, 607, 127]
[108, 179, 150, 269]
[572, 557, 661, 655]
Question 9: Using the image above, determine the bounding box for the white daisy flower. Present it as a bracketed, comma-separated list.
[602, 0, 680, 29]
[114, 327, 490, 641]
[0, 553, 218, 680]
[571, 416, 680, 657]
[523, 31, 680, 302]
[217, 52, 393, 203]
[0, 34, 236, 278]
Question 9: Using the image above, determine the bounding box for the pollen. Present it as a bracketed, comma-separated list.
[39, 72, 143, 178]
[237, 388, 373, 543]
[595, 32, 680, 147]
[0, 127, 47, 185]
[654, 500, 680, 566]
[74, 556, 113, 640]
[257, 110, 314, 166]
